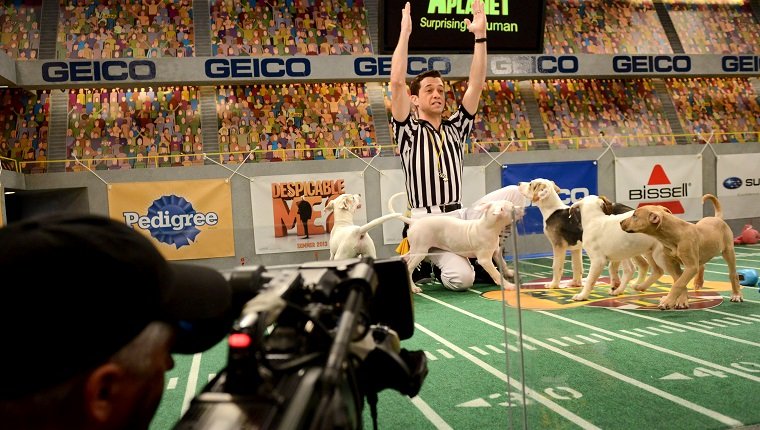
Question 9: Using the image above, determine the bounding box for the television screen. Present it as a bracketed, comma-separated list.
[379, 0, 546, 54]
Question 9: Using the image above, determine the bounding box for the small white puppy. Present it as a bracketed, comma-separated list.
[325, 193, 400, 260]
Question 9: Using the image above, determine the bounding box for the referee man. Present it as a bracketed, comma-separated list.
[389, 0, 495, 291]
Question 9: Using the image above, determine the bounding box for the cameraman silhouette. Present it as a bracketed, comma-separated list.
[0, 214, 232, 430]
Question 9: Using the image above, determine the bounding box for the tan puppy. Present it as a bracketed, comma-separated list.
[620, 194, 743, 309]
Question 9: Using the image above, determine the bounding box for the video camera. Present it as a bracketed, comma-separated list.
[174, 256, 428, 430]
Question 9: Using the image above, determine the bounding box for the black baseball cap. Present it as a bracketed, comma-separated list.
[0, 213, 233, 399]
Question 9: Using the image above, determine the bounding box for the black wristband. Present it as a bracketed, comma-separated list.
[475, 37, 487, 43]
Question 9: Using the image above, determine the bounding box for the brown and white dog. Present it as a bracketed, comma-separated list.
[569, 195, 663, 301]
[325, 193, 400, 260]
[620, 194, 743, 309]
[388, 194, 517, 293]
[518, 178, 583, 289]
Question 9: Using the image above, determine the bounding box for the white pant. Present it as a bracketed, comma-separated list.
[411, 185, 527, 291]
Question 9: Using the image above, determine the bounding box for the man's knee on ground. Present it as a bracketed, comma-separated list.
[441, 268, 475, 291]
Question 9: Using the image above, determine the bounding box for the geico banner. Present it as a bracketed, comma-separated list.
[250, 171, 366, 254]
[716, 153, 760, 219]
[615, 155, 703, 221]
[15, 54, 760, 87]
[501, 160, 598, 235]
[379, 167, 486, 245]
[108, 179, 234, 260]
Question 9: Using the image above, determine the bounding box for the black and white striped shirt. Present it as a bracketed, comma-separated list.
[392, 105, 475, 209]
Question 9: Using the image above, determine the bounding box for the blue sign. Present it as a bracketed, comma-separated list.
[501, 160, 598, 235]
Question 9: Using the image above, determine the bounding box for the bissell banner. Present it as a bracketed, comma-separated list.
[716, 153, 760, 219]
[250, 172, 366, 254]
[615, 155, 703, 221]
[379, 167, 486, 245]
[108, 179, 235, 260]
[501, 160, 598, 235]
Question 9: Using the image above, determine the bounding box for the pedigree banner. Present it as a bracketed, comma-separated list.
[379, 167, 486, 245]
[108, 180, 234, 260]
[716, 153, 760, 219]
[615, 155, 703, 221]
[250, 172, 366, 254]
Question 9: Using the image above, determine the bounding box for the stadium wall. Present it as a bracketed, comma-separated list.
[3, 141, 757, 269]
[11, 54, 760, 89]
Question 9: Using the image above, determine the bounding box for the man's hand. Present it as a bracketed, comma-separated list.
[464, 0, 487, 37]
[400, 1, 412, 37]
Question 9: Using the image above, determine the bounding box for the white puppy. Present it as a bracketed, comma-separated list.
[570, 195, 664, 301]
[325, 193, 400, 260]
[389, 194, 517, 292]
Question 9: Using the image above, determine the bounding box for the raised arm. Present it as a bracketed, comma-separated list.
[461, 0, 487, 116]
[390, 2, 412, 122]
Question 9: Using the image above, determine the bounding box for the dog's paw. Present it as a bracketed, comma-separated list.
[412, 285, 423, 294]
[545, 282, 560, 289]
[633, 284, 649, 292]
[609, 286, 625, 296]
[500, 280, 516, 290]
[571, 293, 588, 301]
[730, 293, 744, 303]
[658, 295, 688, 310]
[569, 279, 583, 288]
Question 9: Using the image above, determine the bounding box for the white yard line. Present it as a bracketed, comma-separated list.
[409, 395, 454, 430]
[608, 309, 760, 347]
[415, 322, 602, 430]
[540, 311, 760, 384]
[418, 293, 744, 427]
[181, 353, 202, 416]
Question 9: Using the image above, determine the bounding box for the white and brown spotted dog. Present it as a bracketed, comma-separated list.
[325, 193, 400, 260]
[518, 178, 583, 289]
[620, 194, 743, 309]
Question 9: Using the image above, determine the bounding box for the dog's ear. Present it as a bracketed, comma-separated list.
[325, 200, 335, 212]
[338, 195, 351, 211]
[551, 181, 561, 194]
[569, 203, 580, 218]
[648, 211, 661, 226]
[536, 186, 550, 202]
[661, 206, 673, 214]
[597, 196, 609, 214]
[473, 201, 490, 215]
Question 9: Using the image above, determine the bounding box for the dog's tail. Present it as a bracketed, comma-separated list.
[702, 194, 723, 219]
[388, 191, 414, 225]
[358, 212, 403, 235]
